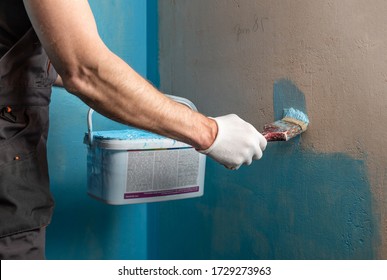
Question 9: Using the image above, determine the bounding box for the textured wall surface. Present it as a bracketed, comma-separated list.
[149, 0, 387, 259]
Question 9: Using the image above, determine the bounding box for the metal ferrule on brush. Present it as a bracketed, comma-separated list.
[282, 116, 308, 132]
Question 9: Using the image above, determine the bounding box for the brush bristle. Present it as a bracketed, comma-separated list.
[282, 108, 309, 131]
[283, 108, 309, 124]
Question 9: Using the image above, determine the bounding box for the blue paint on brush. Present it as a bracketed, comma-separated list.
[283, 108, 310, 126]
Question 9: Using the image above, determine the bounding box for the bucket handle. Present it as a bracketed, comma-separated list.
[87, 94, 198, 146]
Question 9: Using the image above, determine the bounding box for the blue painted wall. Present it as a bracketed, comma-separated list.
[46, 0, 153, 259]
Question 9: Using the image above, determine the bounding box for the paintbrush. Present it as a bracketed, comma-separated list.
[262, 108, 309, 141]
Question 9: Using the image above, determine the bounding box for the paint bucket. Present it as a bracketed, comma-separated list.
[84, 95, 206, 205]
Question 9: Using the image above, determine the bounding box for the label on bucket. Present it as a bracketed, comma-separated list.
[124, 147, 200, 199]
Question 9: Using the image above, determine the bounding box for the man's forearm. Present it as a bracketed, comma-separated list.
[24, 0, 217, 150]
[67, 50, 218, 150]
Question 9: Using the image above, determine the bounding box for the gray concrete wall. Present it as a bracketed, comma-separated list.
[154, 0, 387, 259]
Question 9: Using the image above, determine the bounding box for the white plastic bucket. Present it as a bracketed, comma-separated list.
[84, 95, 206, 205]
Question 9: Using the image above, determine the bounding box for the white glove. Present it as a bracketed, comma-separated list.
[199, 114, 267, 170]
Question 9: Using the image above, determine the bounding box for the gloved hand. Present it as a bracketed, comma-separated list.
[199, 114, 267, 170]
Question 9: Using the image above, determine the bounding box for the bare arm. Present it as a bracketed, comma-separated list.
[23, 0, 216, 150]
[53, 74, 63, 87]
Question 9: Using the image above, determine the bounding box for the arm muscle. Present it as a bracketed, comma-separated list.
[23, 0, 216, 149]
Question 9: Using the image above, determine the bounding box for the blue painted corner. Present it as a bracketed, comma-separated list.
[46, 0, 149, 260]
[146, 0, 160, 88]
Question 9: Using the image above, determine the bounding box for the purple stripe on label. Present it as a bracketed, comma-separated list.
[124, 186, 200, 199]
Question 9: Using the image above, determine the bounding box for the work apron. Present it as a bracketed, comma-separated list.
[0, 28, 57, 238]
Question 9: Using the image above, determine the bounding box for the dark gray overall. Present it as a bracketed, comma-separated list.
[0, 27, 57, 258]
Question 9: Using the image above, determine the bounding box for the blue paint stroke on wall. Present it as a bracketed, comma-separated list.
[147, 79, 377, 260]
[273, 79, 307, 120]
